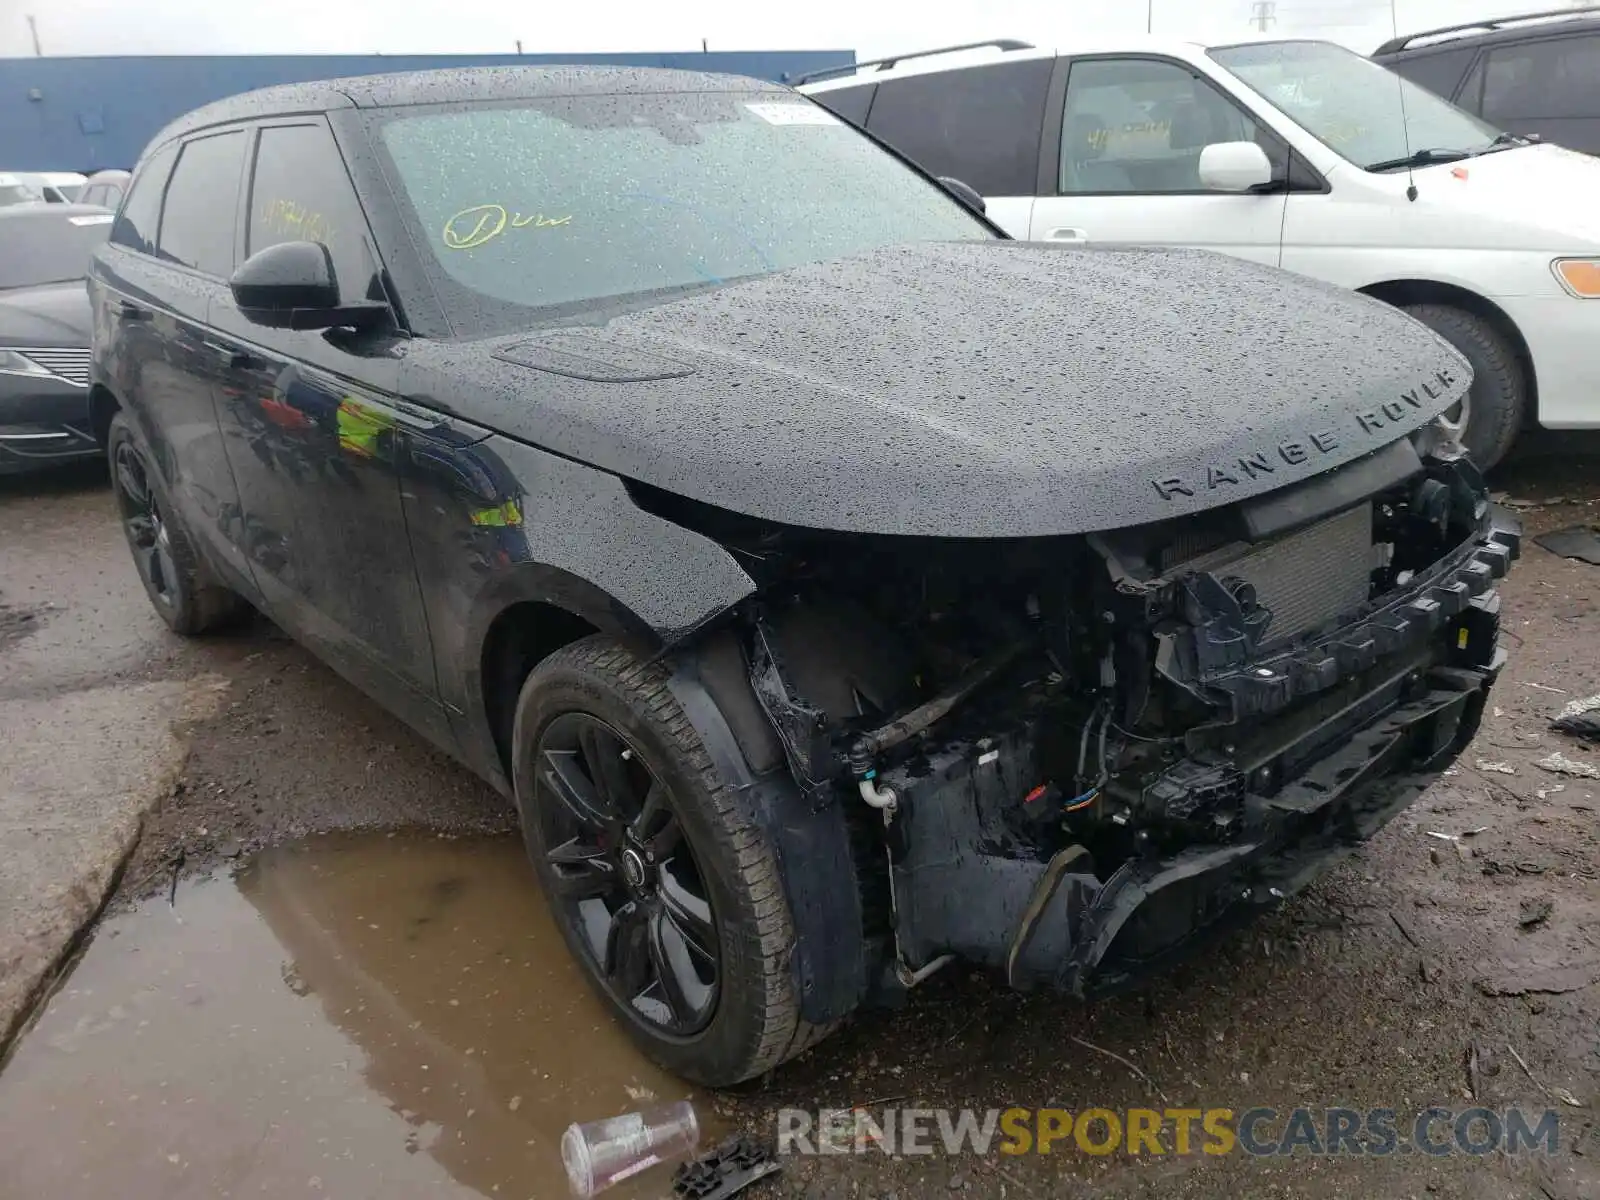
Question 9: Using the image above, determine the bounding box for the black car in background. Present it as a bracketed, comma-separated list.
[89, 66, 1517, 1086]
[0, 204, 112, 473]
[1374, 6, 1600, 155]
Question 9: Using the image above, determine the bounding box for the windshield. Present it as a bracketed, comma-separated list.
[0, 212, 112, 289]
[0, 176, 45, 207]
[374, 90, 992, 332]
[1210, 40, 1503, 171]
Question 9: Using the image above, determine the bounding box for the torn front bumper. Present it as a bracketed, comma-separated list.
[878, 508, 1519, 999]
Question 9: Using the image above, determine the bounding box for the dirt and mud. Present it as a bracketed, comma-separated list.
[2, 442, 1598, 1200]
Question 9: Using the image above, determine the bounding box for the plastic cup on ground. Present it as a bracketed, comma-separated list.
[562, 1100, 700, 1197]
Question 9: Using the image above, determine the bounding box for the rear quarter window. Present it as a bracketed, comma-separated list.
[865, 59, 1054, 195]
[109, 144, 176, 255]
[1482, 33, 1600, 120]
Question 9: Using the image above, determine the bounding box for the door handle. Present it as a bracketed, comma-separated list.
[203, 341, 262, 371]
[117, 300, 151, 322]
[1045, 227, 1089, 244]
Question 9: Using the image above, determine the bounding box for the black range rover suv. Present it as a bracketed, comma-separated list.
[88, 66, 1519, 1086]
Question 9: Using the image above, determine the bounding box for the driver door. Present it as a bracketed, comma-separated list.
[1028, 56, 1287, 266]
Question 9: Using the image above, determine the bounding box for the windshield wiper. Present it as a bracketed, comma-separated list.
[1365, 147, 1472, 172]
[1476, 131, 1536, 155]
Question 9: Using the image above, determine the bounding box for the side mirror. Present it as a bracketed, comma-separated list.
[937, 176, 987, 215]
[1198, 141, 1274, 192]
[229, 241, 386, 331]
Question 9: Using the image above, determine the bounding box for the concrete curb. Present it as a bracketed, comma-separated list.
[0, 677, 225, 1053]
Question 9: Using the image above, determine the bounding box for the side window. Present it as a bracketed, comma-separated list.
[80, 185, 103, 207]
[1483, 35, 1600, 121]
[104, 184, 125, 209]
[1060, 58, 1264, 195]
[247, 122, 378, 302]
[1387, 48, 1477, 102]
[157, 131, 247, 276]
[109, 144, 177, 255]
[811, 84, 875, 127]
[864, 60, 1053, 196]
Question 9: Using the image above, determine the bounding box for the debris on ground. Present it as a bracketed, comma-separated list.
[1475, 760, 1519, 775]
[1535, 525, 1600, 566]
[672, 1135, 782, 1200]
[1520, 896, 1555, 930]
[1537, 752, 1600, 780]
[563, 1101, 700, 1197]
[1478, 960, 1600, 997]
[1553, 694, 1600, 742]
[1507, 1044, 1586, 1109]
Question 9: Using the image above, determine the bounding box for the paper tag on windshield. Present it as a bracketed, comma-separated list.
[69, 213, 114, 225]
[743, 102, 840, 126]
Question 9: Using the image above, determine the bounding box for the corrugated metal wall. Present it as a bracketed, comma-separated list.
[0, 50, 855, 169]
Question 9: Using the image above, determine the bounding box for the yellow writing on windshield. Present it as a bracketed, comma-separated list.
[442, 203, 572, 250]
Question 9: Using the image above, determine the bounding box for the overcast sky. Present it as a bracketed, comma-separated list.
[0, 0, 1573, 61]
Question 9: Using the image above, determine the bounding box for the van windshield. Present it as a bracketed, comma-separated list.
[373, 90, 993, 333]
[1210, 40, 1505, 172]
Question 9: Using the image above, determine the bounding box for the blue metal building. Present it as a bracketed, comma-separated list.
[0, 49, 855, 170]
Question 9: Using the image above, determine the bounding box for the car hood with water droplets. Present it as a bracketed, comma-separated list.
[409, 241, 1470, 538]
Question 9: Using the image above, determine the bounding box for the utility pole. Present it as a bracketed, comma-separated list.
[26, 14, 42, 56]
[1147, 0, 1153, 33]
[1249, 1, 1276, 33]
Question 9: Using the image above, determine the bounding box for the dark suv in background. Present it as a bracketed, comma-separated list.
[1374, 6, 1600, 155]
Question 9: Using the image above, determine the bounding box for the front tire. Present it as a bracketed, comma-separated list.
[107, 411, 247, 635]
[1401, 303, 1527, 470]
[511, 635, 835, 1085]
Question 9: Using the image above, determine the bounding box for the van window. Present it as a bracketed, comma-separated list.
[812, 84, 875, 127]
[1060, 58, 1263, 194]
[157, 132, 246, 276]
[247, 122, 378, 302]
[1482, 35, 1600, 121]
[865, 60, 1053, 196]
[110, 144, 177, 256]
[1387, 47, 1477, 103]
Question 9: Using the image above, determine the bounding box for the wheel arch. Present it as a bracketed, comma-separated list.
[467, 565, 664, 789]
[1357, 278, 1539, 426]
[88, 382, 121, 449]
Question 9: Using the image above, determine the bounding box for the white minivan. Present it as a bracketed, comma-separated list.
[801, 37, 1600, 467]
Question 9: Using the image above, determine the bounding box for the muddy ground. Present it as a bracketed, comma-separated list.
[2, 442, 1599, 1200]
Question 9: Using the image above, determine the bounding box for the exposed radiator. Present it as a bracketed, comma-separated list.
[1175, 503, 1374, 642]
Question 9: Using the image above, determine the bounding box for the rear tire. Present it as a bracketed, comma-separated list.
[511, 634, 839, 1086]
[107, 411, 248, 636]
[1401, 303, 1526, 470]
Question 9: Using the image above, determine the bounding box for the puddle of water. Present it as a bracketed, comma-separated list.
[0, 834, 715, 1200]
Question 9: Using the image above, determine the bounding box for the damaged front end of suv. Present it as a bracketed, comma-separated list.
[643, 416, 1518, 1010]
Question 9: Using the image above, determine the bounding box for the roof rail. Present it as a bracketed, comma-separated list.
[1374, 5, 1600, 54]
[786, 39, 1035, 87]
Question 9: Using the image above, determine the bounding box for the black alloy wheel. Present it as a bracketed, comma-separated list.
[112, 438, 180, 612]
[533, 712, 720, 1035]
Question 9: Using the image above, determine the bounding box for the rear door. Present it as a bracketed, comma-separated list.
[1026, 56, 1288, 264]
[206, 117, 448, 745]
[1475, 32, 1600, 155]
[91, 131, 258, 592]
[862, 59, 1054, 237]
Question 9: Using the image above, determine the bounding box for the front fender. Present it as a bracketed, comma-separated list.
[399, 428, 757, 776]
